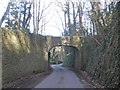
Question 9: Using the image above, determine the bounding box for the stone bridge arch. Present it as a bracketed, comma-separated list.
[46, 36, 81, 69]
[46, 36, 81, 51]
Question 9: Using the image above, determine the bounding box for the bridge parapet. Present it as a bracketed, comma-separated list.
[61, 36, 81, 48]
[45, 36, 81, 51]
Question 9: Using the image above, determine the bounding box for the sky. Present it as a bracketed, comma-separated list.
[30, 0, 64, 36]
[0, 0, 9, 19]
[0, 0, 116, 36]
[0, 0, 65, 36]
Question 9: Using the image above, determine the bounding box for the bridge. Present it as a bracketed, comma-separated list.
[1, 29, 119, 88]
[45, 36, 82, 69]
[46, 36, 81, 51]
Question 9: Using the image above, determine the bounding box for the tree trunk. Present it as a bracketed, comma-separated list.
[78, 3, 83, 36]
[0, 2, 11, 28]
[67, 2, 71, 36]
[72, 2, 76, 35]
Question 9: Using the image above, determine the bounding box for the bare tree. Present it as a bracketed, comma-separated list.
[0, 2, 11, 28]
[0, 0, 32, 31]
[71, 1, 76, 35]
[77, 1, 85, 36]
[32, 0, 52, 34]
[66, 1, 71, 36]
[22, 1, 32, 30]
[55, 0, 68, 35]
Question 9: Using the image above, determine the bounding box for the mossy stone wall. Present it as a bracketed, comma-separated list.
[0, 30, 2, 89]
[2, 29, 48, 84]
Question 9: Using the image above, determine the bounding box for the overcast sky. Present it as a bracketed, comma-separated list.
[0, 0, 114, 36]
[0, 0, 65, 36]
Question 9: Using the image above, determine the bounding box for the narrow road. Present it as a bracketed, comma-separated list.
[34, 64, 89, 88]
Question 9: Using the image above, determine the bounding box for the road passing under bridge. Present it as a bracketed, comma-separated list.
[34, 64, 91, 88]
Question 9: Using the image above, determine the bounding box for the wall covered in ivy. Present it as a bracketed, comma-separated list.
[2, 28, 49, 84]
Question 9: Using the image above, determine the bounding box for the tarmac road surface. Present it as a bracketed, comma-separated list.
[34, 64, 88, 88]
